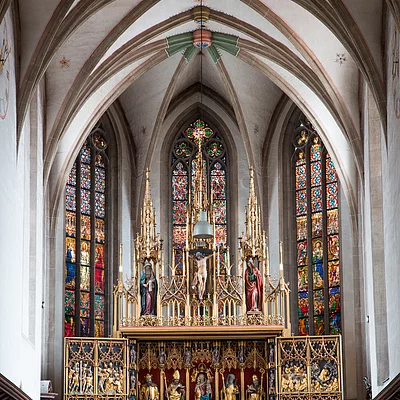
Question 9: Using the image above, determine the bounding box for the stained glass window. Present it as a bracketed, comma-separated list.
[171, 120, 228, 272]
[64, 130, 108, 338]
[294, 121, 341, 335]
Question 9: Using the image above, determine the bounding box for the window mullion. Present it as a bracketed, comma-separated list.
[322, 150, 329, 335]
[76, 157, 82, 336]
[90, 144, 96, 336]
[306, 145, 314, 336]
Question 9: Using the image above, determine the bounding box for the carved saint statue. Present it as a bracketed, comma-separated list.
[130, 370, 136, 391]
[246, 374, 264, 399]
[183, 346, 192, 367]
[194, 373, 212, 400]
[245, 259, 263, 312]
[167, 370, 185, 400]
[140, 262, 158, 315]
[159, 346, 167, 365]
[222, 374, 240, 400]
[140, 374, 159, 400]
[238, 344, 245, 364]
[191, 252, 213, 300]
[211, 346, 220, 365]
[130, 345, 137, 366]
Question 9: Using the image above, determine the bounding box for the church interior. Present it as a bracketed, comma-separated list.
[0, 0, 399, 399]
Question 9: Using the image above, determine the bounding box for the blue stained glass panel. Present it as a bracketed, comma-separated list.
[296, 190, 307, 216]
[296, 165, 306, 190]
[80, 144, 91, 164]
[326, 182, 338, 209]
[65, 261, 76, 289]
[311, 187, 322, 212]
[80, 164, 91, 189]
[95, 192, 105, 218]
[66, 186, 76, 211]
[80, 189, 90, 214]
[311, 161, 322, 186]
[326, 156, 337, 183]
[67, 163, 77, 186]
[95, 167, 106, 193]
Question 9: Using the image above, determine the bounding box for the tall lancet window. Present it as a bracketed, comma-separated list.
[294, 121, 341, 336]
[171, 119, 228, 271]
[65, 130, 108, 337]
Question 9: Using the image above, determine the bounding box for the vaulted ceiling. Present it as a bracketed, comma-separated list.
[10, 0, 386, 211]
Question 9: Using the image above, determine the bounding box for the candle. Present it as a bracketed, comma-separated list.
[217, 246, 220, 275]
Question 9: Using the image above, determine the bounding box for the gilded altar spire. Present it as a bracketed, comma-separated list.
[136, 169, 162, 262]
[242, 167, 265, 260]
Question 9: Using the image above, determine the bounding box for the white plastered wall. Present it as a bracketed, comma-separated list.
[0, 9, 43, 400]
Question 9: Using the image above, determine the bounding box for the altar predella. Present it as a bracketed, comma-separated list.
[64, 121, 342, 400]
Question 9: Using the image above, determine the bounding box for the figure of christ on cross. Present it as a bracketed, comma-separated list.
[190, 252, 213, 301]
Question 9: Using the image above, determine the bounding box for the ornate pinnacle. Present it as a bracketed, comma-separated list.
[137, 169, 160, 261]
[241, 167, 265, 260]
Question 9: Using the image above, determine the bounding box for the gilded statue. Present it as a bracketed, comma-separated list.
[246, 374, 264, 399]
[68, 362, 80, 393]
[167, 370, 185, 400]
[221, 373, 239, 400]
[81, 363, 94, 394]
[140, 374, 159, 400]
[97, 362, 124, 394]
